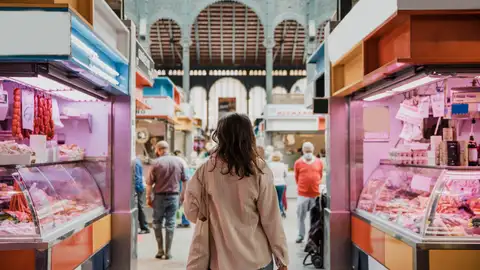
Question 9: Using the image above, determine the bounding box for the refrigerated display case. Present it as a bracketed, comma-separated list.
[0, 160, 107, 246]
[357, 163, 480, 240]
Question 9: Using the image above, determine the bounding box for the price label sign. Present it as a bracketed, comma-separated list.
[411, 174, 432, 192]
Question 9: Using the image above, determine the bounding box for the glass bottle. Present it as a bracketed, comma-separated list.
[468, 119, 478, 166]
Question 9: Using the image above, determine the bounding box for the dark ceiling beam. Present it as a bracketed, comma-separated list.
[243, 6, 248, 63]
[195, 19, 201, 64]
[168, 20, 175, 64]
[220, 5, 224, 64]
[291, 24, 299, 64]
[280, 21, 288, 63]
[254, 20, 260, 64]
[232, 4, 236, 64]
[207, 7, 213, 63]
[155, 23, 164, 63]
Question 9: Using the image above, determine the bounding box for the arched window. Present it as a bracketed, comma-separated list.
[209, 77, 247, 129]
[290, 78, 307, 94]
[248, 86, 266, 121]
[189, 87, 208, 129]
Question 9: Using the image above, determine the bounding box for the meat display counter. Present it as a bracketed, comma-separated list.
[353, 163, 480, 270]
[0, 160, 108, 249]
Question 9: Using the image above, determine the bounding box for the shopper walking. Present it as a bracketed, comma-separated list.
[135, 157, 150, 234]
[146, 141, 188, 260]
[294, 142, 323, 243]
[173, 150, 191, 228]
[268, 151, 288, 218]
[184, 113, 289, 270]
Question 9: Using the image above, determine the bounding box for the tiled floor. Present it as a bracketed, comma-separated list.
[137, 198, 318, 269]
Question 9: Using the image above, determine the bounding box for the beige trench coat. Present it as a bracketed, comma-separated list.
[184, 159, 289, 270]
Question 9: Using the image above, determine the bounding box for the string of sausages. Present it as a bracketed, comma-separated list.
[12, 88, 54, 140]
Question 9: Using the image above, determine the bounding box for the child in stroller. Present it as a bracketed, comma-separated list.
[303, 194, 327, 269]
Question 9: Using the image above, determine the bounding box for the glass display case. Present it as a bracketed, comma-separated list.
[0, 161, 107, 243]
[356, 163, 480, 239]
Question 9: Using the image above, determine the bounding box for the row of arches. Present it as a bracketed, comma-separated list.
[189, 77, 307, 129]
[148, 0, 329, 67]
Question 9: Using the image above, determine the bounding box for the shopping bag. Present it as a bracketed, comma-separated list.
[186, 165, 210, 270]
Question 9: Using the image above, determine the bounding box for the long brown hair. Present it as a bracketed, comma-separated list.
[211, 113, 263, 178]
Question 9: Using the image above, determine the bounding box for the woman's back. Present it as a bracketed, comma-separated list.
[185, 158, 289, 270]
[184, 113, 288, 270]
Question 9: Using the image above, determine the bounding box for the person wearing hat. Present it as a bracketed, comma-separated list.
[294, 142, 323, 243]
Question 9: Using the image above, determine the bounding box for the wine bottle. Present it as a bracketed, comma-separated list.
[468, 119, 478, 166]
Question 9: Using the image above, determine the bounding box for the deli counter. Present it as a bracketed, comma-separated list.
[353, 162, 480, 270]
[0, 160, 111, 269]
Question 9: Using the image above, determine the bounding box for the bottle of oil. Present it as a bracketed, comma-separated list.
[468, 119, 478, 166]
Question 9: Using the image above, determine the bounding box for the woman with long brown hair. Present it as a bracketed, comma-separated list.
[184, 113, 289, 270]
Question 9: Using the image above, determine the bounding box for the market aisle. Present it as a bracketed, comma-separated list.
[137, 199, 317, 269]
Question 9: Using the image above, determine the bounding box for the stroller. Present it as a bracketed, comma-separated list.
[303, 194, 327, 269]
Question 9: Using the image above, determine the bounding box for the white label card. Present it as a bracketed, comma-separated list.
[411, 174, 432, 192]
[21, 90, 34, 131]
[431, 93, 445, 118]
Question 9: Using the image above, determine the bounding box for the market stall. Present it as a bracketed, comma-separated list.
[136, 77, 181, 159]
[0, 3, 135, 270]
[174, 103, 194, 160]
[263, 104, 325, 169]
[326, 1, 480, 269]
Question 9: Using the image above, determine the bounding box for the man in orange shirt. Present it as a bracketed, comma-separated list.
[294, 142, 323, 243]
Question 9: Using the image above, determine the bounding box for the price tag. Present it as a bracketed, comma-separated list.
[411, 174, 432, 192]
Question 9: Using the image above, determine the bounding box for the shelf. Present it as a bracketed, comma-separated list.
[380, 160, 480, 170]
[59, 114, 92, 133]
[1, 159, 85, 169]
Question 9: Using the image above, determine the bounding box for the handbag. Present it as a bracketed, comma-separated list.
[186, 165, 210, 269]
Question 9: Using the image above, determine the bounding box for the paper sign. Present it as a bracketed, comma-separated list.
[418, 96, 430, 118]
[431, 93, 445, 118]
[21, 90, 34, 131]
[411, 175, 432, 192]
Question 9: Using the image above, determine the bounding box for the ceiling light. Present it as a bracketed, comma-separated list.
[8, 76, 98, 102]
[364, 91, 394, 102]
[71, 35, 97, 58]
[391, 76, 443, 93]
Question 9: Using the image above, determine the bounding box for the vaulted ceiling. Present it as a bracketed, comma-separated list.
[148, 1, 320, 69]
[190, 1, 265, 67]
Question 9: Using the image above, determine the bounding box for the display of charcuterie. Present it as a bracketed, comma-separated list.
[357, 164, 480, 237]
[0, 162, 106, 238]
[425, 172, 480, 237]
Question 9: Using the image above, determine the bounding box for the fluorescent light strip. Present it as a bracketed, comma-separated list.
[72, 35, 120, 81]
[8, 76, 98, 102]
[364, 91, 394, 101]
[10, 76, 71, 91]
[53, 91, 97, 102]
[364, 76, 445, 101]
[391, 76, 443, 93]
[71, 35, 97, 58]
[91, 57, 119, 77]
[90, 66, 120, 86]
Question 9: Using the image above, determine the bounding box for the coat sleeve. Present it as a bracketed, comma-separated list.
[256, 168, 290, 266]
[184, 164, 205, 223]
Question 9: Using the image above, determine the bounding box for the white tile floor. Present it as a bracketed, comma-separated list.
[136, 198, 319, 269]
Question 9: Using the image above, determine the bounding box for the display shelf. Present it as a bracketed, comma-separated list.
[380, 160, 480, 170]
[60, 114, 92, 133]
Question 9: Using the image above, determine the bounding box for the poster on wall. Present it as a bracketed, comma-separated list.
[218, 97, 236, 118]
[363, 106, 390, 141]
